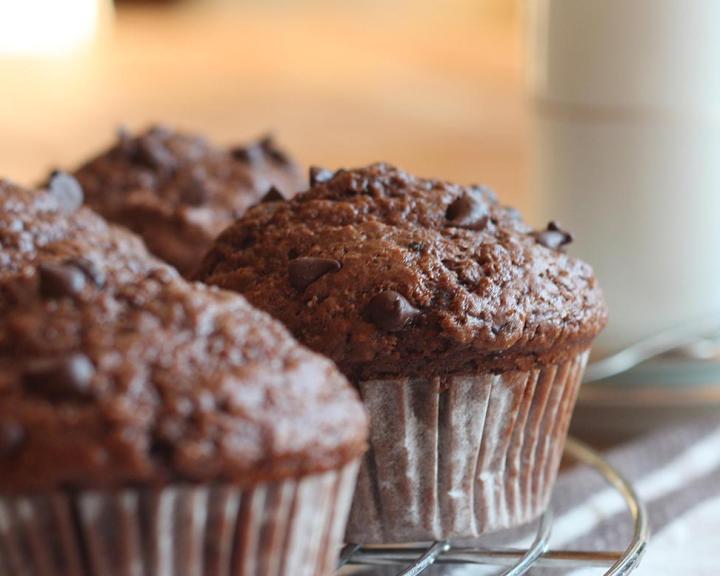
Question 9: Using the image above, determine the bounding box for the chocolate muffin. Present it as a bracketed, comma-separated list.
[0, 176, 157, 284]
[71, 126, 304, 276]
[197, 163, 607, 542]
[0, 265, 367, 575]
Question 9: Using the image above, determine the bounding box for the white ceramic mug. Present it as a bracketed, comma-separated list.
[526, 0, 720, 355]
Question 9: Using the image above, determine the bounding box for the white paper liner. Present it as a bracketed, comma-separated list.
[346, 352, 589, 543]
[0, 461, 358, 576]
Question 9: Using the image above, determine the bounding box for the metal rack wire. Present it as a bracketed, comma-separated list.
[338, 437, 649, 575]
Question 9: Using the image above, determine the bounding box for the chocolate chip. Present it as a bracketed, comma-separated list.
[48, 171, 84, 214]
[288, 257, 341, 291]
[231, 148, 248, 161]
[0, 421, 25, 456]
[65, 258, 105, 287]
[38, 262, 86, 299]
[116, 125, 134, 153]
[145, 266, 176, 284]
[259, 136, 290, 164]
[178, 167, 209, 206]
[364, 290, 419, 332]
[309, 166, 334, 186]
[150, 436, 176, 463]
[117, 125, 131, 141]
[147, 125, 172, 139]
[533, 221, 573, 250]
[260, 186, 286, 203]
[135, 137, 177, 173]
[408, 241, 425, 252]
[230, 144, 262, 163]
[23, 354, 95, 402]
[446, 192, 489, 230]
[181, 184, 208, 206]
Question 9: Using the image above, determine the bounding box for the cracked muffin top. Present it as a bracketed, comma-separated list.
[197, 163, 607, 380]
[0, 266, 367, 494]
[71, 125, 305, 276]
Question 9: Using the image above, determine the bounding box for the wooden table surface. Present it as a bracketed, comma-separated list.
[0, 1, 529, 213]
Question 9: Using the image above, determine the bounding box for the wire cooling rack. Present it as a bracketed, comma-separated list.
[337, 437, 649, 575]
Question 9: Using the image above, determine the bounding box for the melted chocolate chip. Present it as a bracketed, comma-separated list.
[48, 171, 84, 214]
[533, 221, 573, 250]
[23, 354, 95, 402]
[364, 290, 419, 332]
[66, 258, 106, 287]
[309, 166, 334, 186]
[261, 186, 286, 203]
[289, 257, 341, 291]
[0, 421, 25, 456]
[38, 262, 86, 299]
[446, 192, 489, 230]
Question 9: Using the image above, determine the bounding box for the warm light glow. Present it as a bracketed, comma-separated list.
[0, 0, 105, 56]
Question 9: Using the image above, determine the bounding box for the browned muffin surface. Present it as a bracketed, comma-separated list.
[197, 164, 607, 380]
[0, 178, 159, 285]
[0, 267, 367, 494]
[72, 126, 305, 276]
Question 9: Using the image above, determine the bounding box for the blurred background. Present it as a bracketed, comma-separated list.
[3, 0, 720, 442]
[0, 0, 527, 210]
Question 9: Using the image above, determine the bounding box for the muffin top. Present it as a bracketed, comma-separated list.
[0, 178, 157, 284]
[72, 126, 305, 276]
[197, 163, 607, 380]
[0, 267, 367, 494]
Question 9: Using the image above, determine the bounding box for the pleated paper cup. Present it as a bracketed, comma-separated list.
[346, 352, 589, 543]
[0, 462, 358, 576]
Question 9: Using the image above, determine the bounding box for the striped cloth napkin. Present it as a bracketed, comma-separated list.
[354, 417, 720, 575]
[528, 417, 720, 576]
